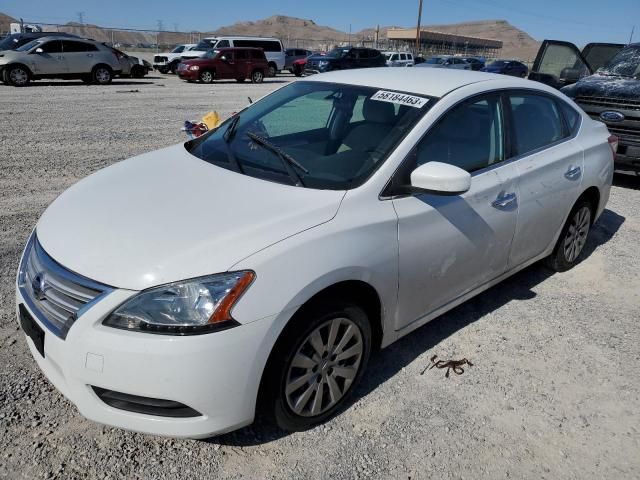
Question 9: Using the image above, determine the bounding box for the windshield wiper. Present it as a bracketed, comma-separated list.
[246, 132, 309, 187]
[223, 114, 240, 143]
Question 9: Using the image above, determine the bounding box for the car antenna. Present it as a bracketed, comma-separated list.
[248, 96, 253, 104]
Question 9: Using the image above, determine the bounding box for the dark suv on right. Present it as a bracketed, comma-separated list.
[529, 40, 640, 173]
[305, 47, 385, 74]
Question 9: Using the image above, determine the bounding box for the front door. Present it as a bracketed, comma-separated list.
[216, 51, 237, 79]
[30, 40, 67, 75]
[392, 93, 519, 330]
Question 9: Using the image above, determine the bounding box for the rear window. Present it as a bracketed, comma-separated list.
[509, 93, 565, 155]
[234, 39, 282, 52]
[250, 49, 265, 60]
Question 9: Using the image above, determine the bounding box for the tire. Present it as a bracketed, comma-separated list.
[267, 63, 277, 77]
[545, 199, 593, 272]
[199, 70, 214, 83]
[130, 66, 144, 78]
[169, 61, 179, 74]
[264, 302, 372, 432]
[251, 69, 264, 83]
[92, 65, 113, 85]
[6, 65, 30, 87]
[158, 67, 169, 74]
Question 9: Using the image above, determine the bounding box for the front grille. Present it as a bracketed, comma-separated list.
[154, 55, 168, 63]
[575, 96, 640, 112]
[604, 125, 640, 145]
[18, 234, 112, 339]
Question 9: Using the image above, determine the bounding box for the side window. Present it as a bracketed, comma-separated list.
[390, 54, 398, 61]
[62, 41, 96, 52]
[235, 49, 249, 60]
[400, 54, 407, 61]
[509, 93, 565, 155]
[414, 94, 505, 173]
[175, 46, 185, 53]
[40, 40, 63, 53]
[216, 40, 230, 48]
[558, 100, 582, 135]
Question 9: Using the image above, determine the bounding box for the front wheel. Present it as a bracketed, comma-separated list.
[6, 65, 30, 87]
[199, 70, 214, 83]
[265, 302, 372, 432]
[251, 70, 264, 83]
[545, 200, 593, 272]
[92, 65, 113, 85]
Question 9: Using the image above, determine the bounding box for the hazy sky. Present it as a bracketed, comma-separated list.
[3, 0, 638, 47]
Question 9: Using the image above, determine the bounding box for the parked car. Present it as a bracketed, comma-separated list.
[285, 48, 313, 72]
[181, 36, 285, 76]
[16, 68, 613, 438]
[460, 56, 485, 71]
[117, 52, 152, 78]
[481, 59, 528, 77]
[153, 43, 197, 74]
[0, 31, 78, 52]
[304, 47, 386, 74]
[383, 51, 415, 67]
[413, 56, 426, 65]
[292, 57, 307, 77]
[529, 40, 639, 173]
[417, 55, 470, 70]
[177, 47, 268, 84]
[0, 37, 122, 86]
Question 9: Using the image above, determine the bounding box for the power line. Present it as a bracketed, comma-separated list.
[76, 11, 85, 24]
[156, 19, 163, 32]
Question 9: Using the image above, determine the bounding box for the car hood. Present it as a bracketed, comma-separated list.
[36, 144, 346, 291]
[563, 74, 640, 100]
[0, 50, 25, 61]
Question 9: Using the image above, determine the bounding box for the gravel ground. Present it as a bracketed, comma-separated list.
[0, 72, 639, 480]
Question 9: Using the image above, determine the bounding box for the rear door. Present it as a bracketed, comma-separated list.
[61, 40, 98, 73]
[529, 40, 625, 89]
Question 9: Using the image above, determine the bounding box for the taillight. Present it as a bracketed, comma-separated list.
[608, 134, 619, 160]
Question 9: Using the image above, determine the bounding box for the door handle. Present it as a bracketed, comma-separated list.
[492, 192, 517, 209]
[564, 166, 581, 180]
[86, 54, 93, 57]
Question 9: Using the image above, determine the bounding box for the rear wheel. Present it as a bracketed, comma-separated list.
[92, 65, 113, 85]
[199, 70, 214, 83]
[130, 65, 144, 78]
[264, 302, 372, 432]
[267, 62, 277, 77]
[6, 65, 30, 87]
[251, 69, 264, 83]
[545, 200, 593, 272]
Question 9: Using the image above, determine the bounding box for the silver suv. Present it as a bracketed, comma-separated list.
[0, 36, 122, 87]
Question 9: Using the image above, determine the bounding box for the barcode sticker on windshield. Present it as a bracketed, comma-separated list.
[370, 90, 429, 108]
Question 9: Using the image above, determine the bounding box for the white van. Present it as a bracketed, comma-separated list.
[383, 51, 415, 67]
[181, 36, 285, 76]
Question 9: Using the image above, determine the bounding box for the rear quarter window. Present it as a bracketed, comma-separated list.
[558, 100, 582, 135]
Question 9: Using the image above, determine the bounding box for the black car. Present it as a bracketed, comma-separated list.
[481, 59, 528, 77]
[305, 47, 386, 74]
[460, 57, 485, 71]
[0, 32, 79, 51]
[529, 40, 640, 173]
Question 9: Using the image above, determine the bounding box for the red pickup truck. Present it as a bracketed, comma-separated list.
[177, 47, 269, 84]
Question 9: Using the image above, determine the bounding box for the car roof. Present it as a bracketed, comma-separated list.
[304, 67, 541, 98]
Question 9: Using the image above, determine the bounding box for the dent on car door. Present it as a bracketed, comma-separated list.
[529, 40, 624, 89]
[506, 91, 583, 267]
[391, 93, 519, 331]
[31, 40, 67, 75]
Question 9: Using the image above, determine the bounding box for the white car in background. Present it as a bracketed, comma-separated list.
[180, 36, 285, 76]
[153, 43, 197, 74]
[418, 55, 471, 70]
[383, 51, 415, 67]
[17, 68, 614, 438]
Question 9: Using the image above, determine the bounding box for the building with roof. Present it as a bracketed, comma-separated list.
[386, 28, 502, 58]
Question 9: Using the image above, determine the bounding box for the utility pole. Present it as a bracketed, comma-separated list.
[77, 11, 85, 24]
[348, 24, 352, 46]
[630, 26, 635, 44]
[415, 0, 423, 54]
[375, 24, 380, 49]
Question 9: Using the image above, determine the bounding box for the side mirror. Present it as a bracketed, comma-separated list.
[410, 162, 471, 194]
[34, 47, 44, 54]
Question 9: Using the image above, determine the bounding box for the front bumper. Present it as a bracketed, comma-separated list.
[15, 282, 279, 438]
[178, 69, 199, 81]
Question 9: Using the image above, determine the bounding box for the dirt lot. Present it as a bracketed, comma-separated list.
[0, 72, 639, 480]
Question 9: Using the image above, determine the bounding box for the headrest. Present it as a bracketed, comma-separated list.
[363, 98, 396, 124]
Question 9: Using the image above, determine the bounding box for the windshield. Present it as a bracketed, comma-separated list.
[489, 60, 508, 67]
[16, 39, 42, 52]
[426, 57, 445, 64]
[0, 34, 20, 50]
[600, 45, 640, 78]
[187, 81, 434, 190]
[204, 49, 220, 59]
[171, 45, 185, 53]
[194, 39, 216, 51]
[325, 48, 349, 58]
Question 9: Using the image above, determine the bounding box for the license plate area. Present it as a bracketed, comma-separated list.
[19, 304, 45, 357]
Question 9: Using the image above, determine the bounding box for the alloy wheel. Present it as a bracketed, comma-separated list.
[9, 67, 28, 86]
[252, 71, 263, 83]
[285, 317, 364, 417]
[95, 68, 111, 84]
[563, 206, 591, 263]
[200, 71, 213, 83]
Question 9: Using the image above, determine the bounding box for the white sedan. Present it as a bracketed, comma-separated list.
[16, 68, 614, 438]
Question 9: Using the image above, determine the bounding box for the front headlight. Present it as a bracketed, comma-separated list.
[103, 271, 254, 335]
[189, 65, 200, 71]
[318, 60, 329, 67]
